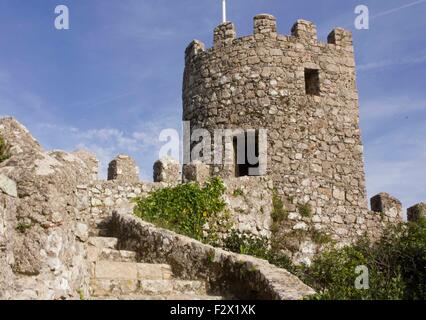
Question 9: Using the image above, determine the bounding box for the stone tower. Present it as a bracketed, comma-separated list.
[183, 14, 368, 219]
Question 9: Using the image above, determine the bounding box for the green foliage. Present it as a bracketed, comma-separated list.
[0, 135, 11, 163]
[232, 188, 244, 197]
[134, 177, 229, 243]
[16, 222, 32, 233]
[271, 191, 288, 223]
[298, 203, 313, 218]
[207, 249, 215, 263]
[77, 289, 85, 300]
[311, 229, 333, 245]
[302, 219, 426, 300]
[223, 230, 297, 273]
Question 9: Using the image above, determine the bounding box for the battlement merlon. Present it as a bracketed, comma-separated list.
[185, 14, 354, 59]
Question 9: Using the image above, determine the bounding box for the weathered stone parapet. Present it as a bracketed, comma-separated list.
[73, 149, 99, 182]
[153, 156, 181, 184]
[254, 14, 277, 37]
[110, 210, 315, 300]
[0, 116, 42, 156]
[107, 155, 139, 184]
[407, 203, 426, 222]
[370, 193, 403, 220]
[327, 28, 353, 47]
[213, 22, 236, 48]
[185, 40, 205, 61]
[0, 117, 92, 300]
[182, 161, 210, 184]
[291, 19, 317, 42]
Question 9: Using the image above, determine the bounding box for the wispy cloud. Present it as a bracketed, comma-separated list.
[359, 52, 426, 71]
[371, 0, 426, 19]
[34, 121, 172, 180]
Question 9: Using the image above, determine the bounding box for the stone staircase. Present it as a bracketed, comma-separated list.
[87, 235, 224, 300]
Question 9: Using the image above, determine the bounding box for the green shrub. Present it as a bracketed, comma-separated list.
[232, 188, 244, 197]
[133, 177, 229, 243]
[271, 191, 288, 223]
[16, 222, 32, 234]
[223, 230, 297, 273]
[0, 135, 11, 163]
[311, 229, 333, 245]
[302, 219, 426, 300]
[298, 203, 313, 218]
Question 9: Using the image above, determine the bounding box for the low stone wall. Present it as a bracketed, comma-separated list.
[81, 176, 274, 238]
[110, 210, 315, 300]
[0, 118, 92, 300]
[81, 173, 404, 266]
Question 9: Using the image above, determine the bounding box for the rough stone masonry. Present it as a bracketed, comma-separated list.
[182, 14, 410, 262]
[0, 14, 424, 300]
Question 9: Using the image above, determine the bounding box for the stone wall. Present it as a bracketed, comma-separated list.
[82, 171, 274, 240]
[0, 116, 411, 301]
[110, 210, 315, 300]
[76, 153, 404, 266]
[0, 118, 93, 299]
[183, 14, 368, 250]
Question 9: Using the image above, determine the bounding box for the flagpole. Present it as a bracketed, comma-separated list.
[222, 0, 227, 23]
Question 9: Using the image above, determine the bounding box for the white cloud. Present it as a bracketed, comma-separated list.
[358, 52, 426, 71]
[371, 0, 426, 19]
[33, 121, 176, 180]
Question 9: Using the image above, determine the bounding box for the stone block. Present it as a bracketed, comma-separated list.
[95, 261, 138, 280]
[214, 22, 236, 48]
[74, 149, 99, 181]
[153, 156, 181, 184]
[328, 28, 353, 47]
[254, 14, 277, 36]
[407, 203, 426, 222]
[291, 19, 317, 42]
[0, 174, 17, 197]
[107, 155, 139, 184]
[182, 162, 210, 184]
[370, 193, 402, 219]
[88, 237, 118, 250]
[75, 222, 89, 242]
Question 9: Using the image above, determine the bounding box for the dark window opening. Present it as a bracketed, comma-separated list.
[305, 68, 320, 96]
[233, 132, 260, 177]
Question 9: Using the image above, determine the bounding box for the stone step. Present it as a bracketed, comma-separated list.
[91, 294, 224, 300]
[138, 280, 207, 296]
[88, 247, 137, 263]
[91, 279, 208, 297]
[88, 237, 118, 250]
[94, 261, 173, 280]
[89, 228, 110, 237]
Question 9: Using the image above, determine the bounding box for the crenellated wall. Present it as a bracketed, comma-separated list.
[183, 14, 370, 256]
[0, 16, 422, 299]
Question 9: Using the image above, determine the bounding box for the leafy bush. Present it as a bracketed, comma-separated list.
[134, 177, 229, 243]
[223, 230, 297, 273]
[298, 203, 313, 218]
[0, 135, 11, 163]
[302, 218, 426, 300]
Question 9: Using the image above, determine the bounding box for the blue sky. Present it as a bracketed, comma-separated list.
[0, 0, 425, 209]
